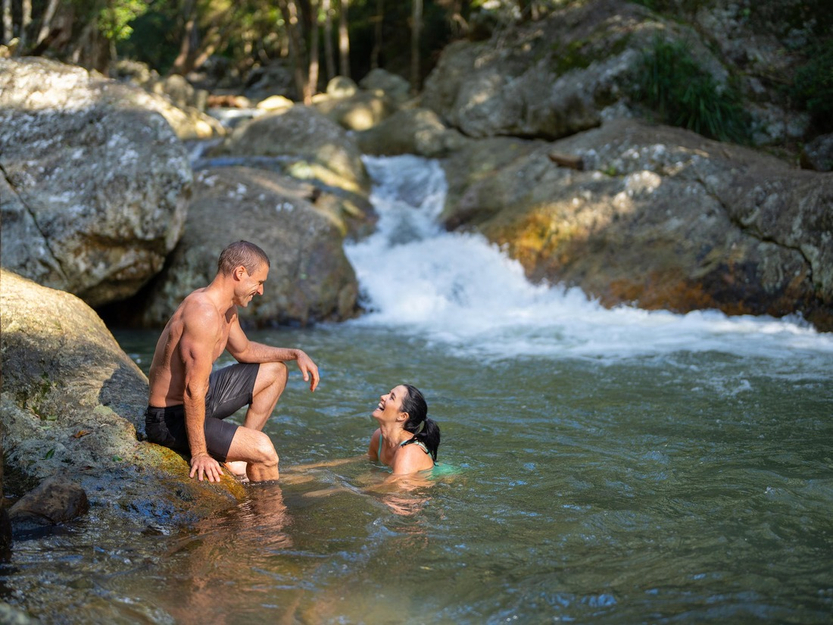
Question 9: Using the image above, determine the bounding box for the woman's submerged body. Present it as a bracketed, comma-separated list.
[288, 384, 440, 482]
[367, 384, 438, 475]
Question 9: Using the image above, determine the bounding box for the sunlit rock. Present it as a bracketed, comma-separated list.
[0, 57, 192, 308]
[356, 107, 469, 158]
[215, 105, 373, 234]
[313, 89, 395, 131]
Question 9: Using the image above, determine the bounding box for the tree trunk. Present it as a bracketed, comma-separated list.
[338, 0, 350, 78]
[278, 0, 311, 103]
[2, 0, 12, 46]
[308, 0, 320, 95]
[323, 0, 334, 81]
[371, 0, 383, 70]
[35, 0, 61, 48]
[410, 0, 422, 93]
[170, 0, 199, 75]
[19, 0, 32, 51]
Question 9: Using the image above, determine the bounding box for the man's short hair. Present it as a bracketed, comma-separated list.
[218, 241, 271, 276]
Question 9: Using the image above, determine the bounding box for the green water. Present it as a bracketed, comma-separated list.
[3, 325, 832, 624]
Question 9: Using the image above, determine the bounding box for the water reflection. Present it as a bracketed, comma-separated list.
[161, 485, 293, 624]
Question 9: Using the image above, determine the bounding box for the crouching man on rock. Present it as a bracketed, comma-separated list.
[145, 240, 319, 483]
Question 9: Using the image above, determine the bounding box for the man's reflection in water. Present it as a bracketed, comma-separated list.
[163, 483, 295, 625]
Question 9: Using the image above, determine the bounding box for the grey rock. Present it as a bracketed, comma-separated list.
[0, 57, 192, 308]
[132, 167, 360, 328]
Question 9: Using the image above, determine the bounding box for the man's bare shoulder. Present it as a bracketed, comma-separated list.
[177, 290, 223, 333]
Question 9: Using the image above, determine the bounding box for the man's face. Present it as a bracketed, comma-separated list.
[236, 263, 269, 307]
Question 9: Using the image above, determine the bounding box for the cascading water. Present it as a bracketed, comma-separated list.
[346, 154, 832, 362]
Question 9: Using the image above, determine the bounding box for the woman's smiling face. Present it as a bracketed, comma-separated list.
[373, 385, 409, 423]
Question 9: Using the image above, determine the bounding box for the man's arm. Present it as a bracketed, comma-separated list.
[180, 305, 223, 482]
[225, 315, 320, 391]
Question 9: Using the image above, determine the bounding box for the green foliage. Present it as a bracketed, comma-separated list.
[98, 0, 150, 42]
[790, 40, 833, 132]
[629, 37, 751, 144]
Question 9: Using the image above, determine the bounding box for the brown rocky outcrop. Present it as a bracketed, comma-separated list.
[441, 119, 833, 330]
[0, 57, 192, 308]
[117, 167, 360, 328]
[0, 270, 246, 527]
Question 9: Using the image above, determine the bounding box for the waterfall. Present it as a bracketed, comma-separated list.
[344, 155, 832, 362]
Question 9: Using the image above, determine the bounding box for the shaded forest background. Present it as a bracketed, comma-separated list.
[2, 0, 831, 136]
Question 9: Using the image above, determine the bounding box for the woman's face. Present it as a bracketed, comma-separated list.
[373, 385, 409, 423]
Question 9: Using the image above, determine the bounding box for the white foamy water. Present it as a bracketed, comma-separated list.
[345, 155, 833, 362]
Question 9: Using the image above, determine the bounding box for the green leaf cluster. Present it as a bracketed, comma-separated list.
[629, 37, 751, 144]
[98, 0, 150, 42]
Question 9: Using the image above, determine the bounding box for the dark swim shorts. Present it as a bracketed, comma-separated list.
[144, 363, 260, 462]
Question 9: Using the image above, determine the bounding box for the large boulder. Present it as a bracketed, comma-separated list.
[120, 167, 360, 328]
[442, 119, 833, 331]
[421, 0, 664, 140]
[421, 0, 813, 147]
[215, 105, 373, 235]
[0, 57, 192, 308]
[0, 270, 246, 526]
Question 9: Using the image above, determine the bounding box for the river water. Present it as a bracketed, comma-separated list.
[4, 156, 833, 624]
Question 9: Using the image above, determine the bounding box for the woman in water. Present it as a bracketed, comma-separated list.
[368, 384, 440, 474]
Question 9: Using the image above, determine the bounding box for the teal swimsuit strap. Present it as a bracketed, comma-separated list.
[400, 438, 430, 455]
[379, 433, 430, 458]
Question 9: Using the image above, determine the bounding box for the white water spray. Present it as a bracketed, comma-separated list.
[345, 155, 833, 362]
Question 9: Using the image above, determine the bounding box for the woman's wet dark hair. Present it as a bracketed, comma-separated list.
[400, 384, 440, 461]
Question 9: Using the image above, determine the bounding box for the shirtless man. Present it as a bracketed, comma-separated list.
[144, 241, 319, 483]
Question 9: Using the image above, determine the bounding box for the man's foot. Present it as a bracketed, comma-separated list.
[225, 461, 248, 481]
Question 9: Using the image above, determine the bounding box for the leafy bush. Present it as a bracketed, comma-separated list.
[629, 37, 751, 144]
[790, 40, 833, 132]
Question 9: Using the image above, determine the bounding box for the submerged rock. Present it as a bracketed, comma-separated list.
[0, 57, 192, 308]
[441, 119, 833, 330]
[8, 476, 89, 531]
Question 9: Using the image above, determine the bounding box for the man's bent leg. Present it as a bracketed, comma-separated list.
[243, 361, 288, 431]
[225, 427, 280, 482]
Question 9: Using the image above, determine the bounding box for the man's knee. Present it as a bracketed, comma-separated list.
[252, 432, 279, 467]
[261, 361, 288, 386]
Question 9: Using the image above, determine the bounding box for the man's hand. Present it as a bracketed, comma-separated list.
[296, 350, 320, 392]
[190, 453, 222, 482]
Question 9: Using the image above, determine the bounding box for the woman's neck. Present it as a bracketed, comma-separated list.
[379, 422, 410, 447]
